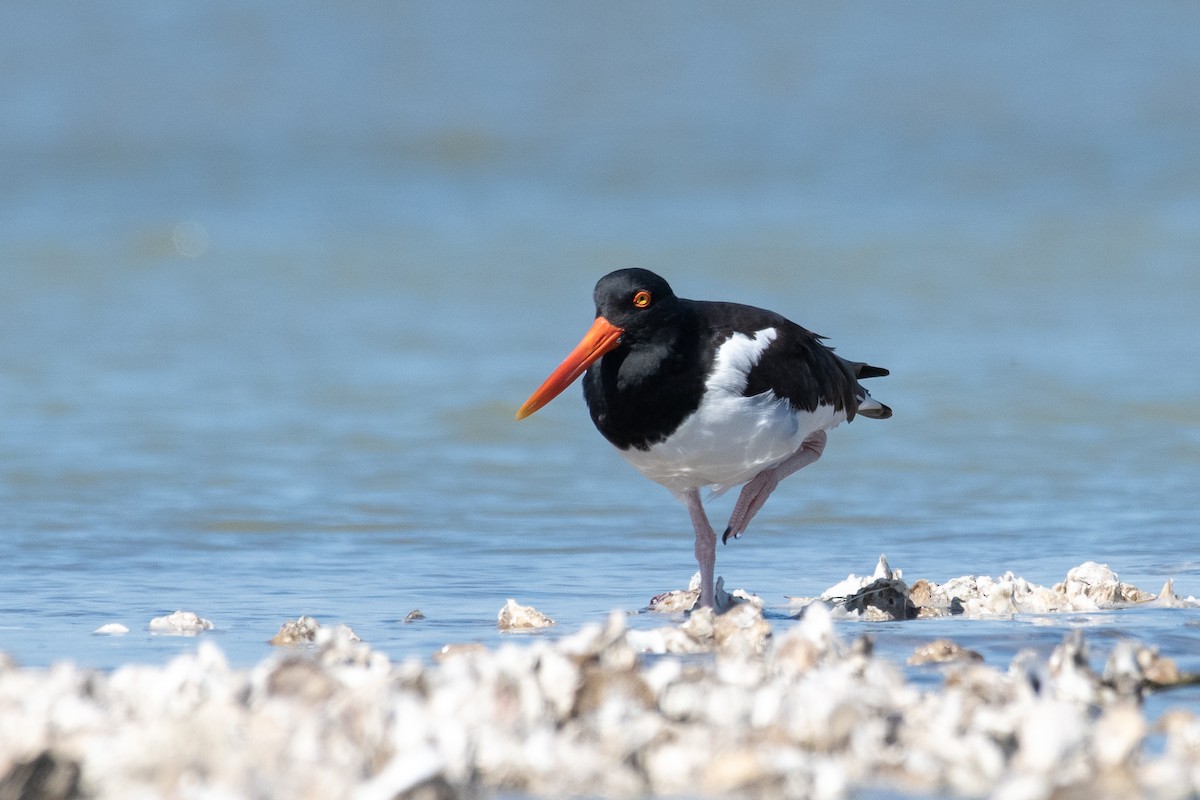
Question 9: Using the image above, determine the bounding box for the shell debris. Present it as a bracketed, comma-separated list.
[2, 561, 1199, 799]
[497, 598, 555, 631]
[793, 557, 1196, 620]
[147, 610, 213, 636]
[270, 615, 322, 645]
[909, 639, 984, 665]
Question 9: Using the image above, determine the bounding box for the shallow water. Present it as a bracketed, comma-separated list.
[1, 1, 1198, 693]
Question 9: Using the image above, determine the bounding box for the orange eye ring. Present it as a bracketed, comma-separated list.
[633, 290, 652, 308]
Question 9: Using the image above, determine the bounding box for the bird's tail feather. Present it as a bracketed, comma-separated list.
[857, 396, 892, 419]
[852, 362, 889, 379]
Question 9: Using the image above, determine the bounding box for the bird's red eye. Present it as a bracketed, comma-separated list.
[633, 290, 651, 308]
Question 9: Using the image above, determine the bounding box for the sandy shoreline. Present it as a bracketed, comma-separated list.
[4, 563, 1200, 800]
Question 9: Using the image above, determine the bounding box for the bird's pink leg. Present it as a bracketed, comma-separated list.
[722, 430, 827, 544]
[682, 488, 718, 609]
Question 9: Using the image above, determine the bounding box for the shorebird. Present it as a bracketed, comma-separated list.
[517, 268, 891, 609]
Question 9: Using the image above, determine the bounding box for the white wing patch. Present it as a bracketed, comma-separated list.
[619, 328, 847, 495]
[706, 327, 777, 393]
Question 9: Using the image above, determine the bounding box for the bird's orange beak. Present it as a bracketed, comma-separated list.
[516, 316, 624, 420]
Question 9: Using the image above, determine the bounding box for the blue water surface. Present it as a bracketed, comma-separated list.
[1, 3, 1198, 681]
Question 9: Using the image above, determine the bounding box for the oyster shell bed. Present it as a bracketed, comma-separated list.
[4, 562, 1200, 800]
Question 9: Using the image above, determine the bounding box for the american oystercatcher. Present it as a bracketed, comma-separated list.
[517, 268, 891, 609]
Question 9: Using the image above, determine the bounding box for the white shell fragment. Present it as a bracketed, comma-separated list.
[649, 574, 762, 613]
[270, 615, 322, 645]
[147, 610, 213, 635]
[497, 598, 555, 631]
[92, 623, 130, 636]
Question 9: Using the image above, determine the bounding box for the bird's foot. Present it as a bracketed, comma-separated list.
[721, 431, 827, 544]
[722, 469, 779, 544]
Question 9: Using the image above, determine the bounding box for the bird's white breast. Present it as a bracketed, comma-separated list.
[619, 328, 846, 495]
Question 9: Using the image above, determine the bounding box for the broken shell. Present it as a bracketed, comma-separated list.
[269, 615, 322, 645]
[497, 599, 555, 631]
[147, 610, 213, 635]
[1092, 704, 1147, 769]
[908, 639, 984, 665]
[647, 586, 700, 613]
[1053, 561, 1156, 608]
[837, 577, 917, 620]
[265, 656, 336, 702]
[648, 574, 759, 613]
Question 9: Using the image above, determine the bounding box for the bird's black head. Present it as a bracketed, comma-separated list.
[515, 267, 686, 421]
[592, 268, 679, 340]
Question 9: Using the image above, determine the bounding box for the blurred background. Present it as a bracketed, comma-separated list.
[1, 2, 1198, 668]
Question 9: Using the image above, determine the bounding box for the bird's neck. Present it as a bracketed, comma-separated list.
[583, 307, 705, 451]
